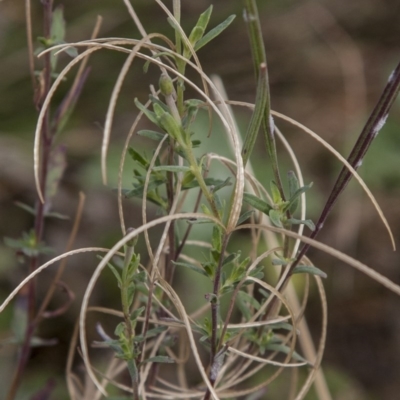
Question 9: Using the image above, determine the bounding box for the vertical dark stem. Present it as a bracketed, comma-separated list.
[6, 2, 54, 400]
[287, 60, 400, 279]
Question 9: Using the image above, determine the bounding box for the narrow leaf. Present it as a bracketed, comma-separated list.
[270, 181, 281, 204]
[268, 209, 283, 228]
[292, 265, 327, 279]
[45, 145, 67, 201]
[108, 264, 122, 286]
[193, 6, 213, 37]
[134, 98, 160, 126]
[237, 210, 254, 225]
[194, 15, 236, 51]
[172, 261, 208, 277]
[14, 201, 35, 216]
[182, 177, 228, 190]
[285, 182, 313, 214]
[287, 171, 299, 214]
[243, 192, 272, 214]
[128, 148, 148, 168]
[241, 63, 267, 166]
[142, 355, 174, 364]
[137, 130, 165, 141]
[50, 6, 66, 71]
[266, 343, 308, 364]
[287, 218, 315, 231]
[237, 290, 261, 311]
[211, 177, 231, 193]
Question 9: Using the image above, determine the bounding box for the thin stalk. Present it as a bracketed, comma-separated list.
[172, 1, 185, 116]
[243, 0, 286, 200]
[287, 60, 400, 279]
[241, 62, 267, 166]
[6, 3, 54, 399]
[165, 142, 176, 284]
[185, 149, 220, 219]
[204, 233, 230, 400]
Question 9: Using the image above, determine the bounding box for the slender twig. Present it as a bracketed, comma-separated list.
[25, 0, 36, 91]
[286, 60, 400, 279]
[243, 0, 285, 200]
[6, 3, 54, 399]
[203, 233, 230, 400]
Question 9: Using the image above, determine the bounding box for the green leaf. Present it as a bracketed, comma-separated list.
[126, 283, 135, 308]
[265, 343, 308, 364]
[182, 170, 195, 187]
[11, 296, 28, 343]
[258, 288, 270, 299]
[150, 95, 169, 113]
[125, 179, 166, 198]
[114, 322, 126, 337]
[212, 225, 222, 252]
[153, 103, 184, 142]
[237, 290, 261, 311]
[172, 261, 208, 277]
[44, 211, 70, 220]
[142, 355, 174, 364]
[14, 201, 35, 216]
[237, 210, 254, 225]
[222, 253, 237, 266]
[51, 6, 66, 43]
[193, 6, 213, 38]
[211, 177, 231, 193]
[45, 145, 67, 201]
[126, 359, 139, 382]
[243, 192, 272, 214]
[182, 99, 203, 129]
[134, 98, 160, 127]
[191, 139, 201, 148]
[144, 326, 168, 339]
[287, 218, 315, 231]
[285, 182, 313, 214]
[188, 26, 204, 48]
[268, 322, 294, 331]
[108, 263, 122, 286]
[271, 258, 289, 266]
[152, 165, 190, 173]
[137, 130, 165, 141]
[135, 326, 168, 343]
[4, 230, 53, 257]
[270, 181, 281, 204]
[129, 147, 148, 168]
[201, 203, 212, 216]
[194, 15, 236, 52]
[50, 6, 65, 71]
[268, 209, 283, 228]
[292, 265, 327, 279]
[287, 171, 299, 214]
[182, 177, 230, 190]
[241, 62, 268, 167]
[63, 44, 78, 58]
[236, 292, 252, 320]
[130, 306, 145, 322]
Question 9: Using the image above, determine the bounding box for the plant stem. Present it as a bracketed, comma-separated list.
[6, 3, 54, 399]
[204, 233, 230, 400]
[287, 60, 400, 279]
[243, 0, 286, 201]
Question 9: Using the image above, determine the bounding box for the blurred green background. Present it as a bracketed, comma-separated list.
[0, 0, 400, 399]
